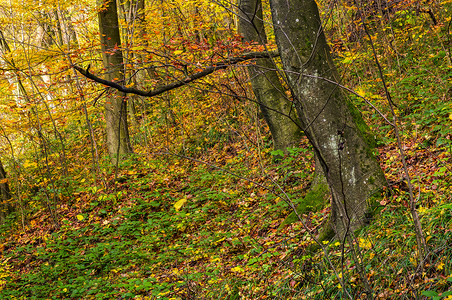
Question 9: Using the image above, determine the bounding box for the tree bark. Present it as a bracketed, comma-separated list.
[0, 158, 13, 223]
[58, 9, 78, 45]
[269, 0, 387, 237]
[98, 0, 133, 162]
[118, 0, 145, 128]
[238, 0, 302, 152]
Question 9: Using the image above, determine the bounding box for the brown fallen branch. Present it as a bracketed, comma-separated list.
[73, 50, 279, 97]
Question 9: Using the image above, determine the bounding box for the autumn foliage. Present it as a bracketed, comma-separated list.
[0, 0, 451, 299]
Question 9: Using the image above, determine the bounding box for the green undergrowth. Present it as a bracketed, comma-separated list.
[2, 143, 450, 299]
[277, 198, 452, 299]
[327, 0, 452, 149]
[0, 148, 321, 299]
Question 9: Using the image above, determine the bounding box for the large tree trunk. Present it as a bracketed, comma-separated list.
[238, 0, 302, 152]
[98, 0, 133, 163]
[269, 0, 386, 237]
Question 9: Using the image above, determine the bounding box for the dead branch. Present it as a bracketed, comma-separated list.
[73, 50, 279, 97]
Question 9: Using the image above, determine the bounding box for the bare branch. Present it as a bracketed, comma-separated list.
[72, 50, 279, 97]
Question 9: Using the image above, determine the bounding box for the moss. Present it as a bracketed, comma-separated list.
[367, 187, 385, 212]
[344, 96, 377, 149]
[305, 222, 335, 254]
[279, 183, 329, 229]
[299, 188, 386, 256]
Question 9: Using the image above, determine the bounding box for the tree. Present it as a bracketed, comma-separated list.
[0, 158, 13, 224]
[98, 0, 133, 162]
[118, 0, 146, 127]
[269, 0, 387, 237]
[238, 0, 302, 152]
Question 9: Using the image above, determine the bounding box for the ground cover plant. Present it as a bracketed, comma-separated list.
[0, 0, 451, 299]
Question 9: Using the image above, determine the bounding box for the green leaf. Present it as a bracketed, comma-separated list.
[270, 149, 284, 157]
[421, 291, 440, 300]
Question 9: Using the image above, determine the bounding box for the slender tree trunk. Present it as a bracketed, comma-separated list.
[160, 1, 176, 126]
[53, 10, 64, 45]
[131, 0, 147, 83]
[238, 0, 302, 152]
[98, 0, 133, 162]
[0, 158, 13, 224]
[269, 0, 387, 237]
[58, 9, 78, 45]
[119, 0, 147, 128]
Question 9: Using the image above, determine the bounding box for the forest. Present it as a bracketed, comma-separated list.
[0, 0, 451, 298]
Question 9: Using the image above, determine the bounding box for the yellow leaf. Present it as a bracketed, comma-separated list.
[359, 238, 372, 250]
[231, 266, 244, 273]
[76, 214, 84, 221]
[449, 113, 452, 121]
[418, 206, 428, 215]
[23, 160, 37, 168]
[174, 50, 183, 55]
[174, 198, 187, 211]
[355, 87, 366, 98]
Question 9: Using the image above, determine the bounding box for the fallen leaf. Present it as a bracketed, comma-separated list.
[174, 198, 187, 211]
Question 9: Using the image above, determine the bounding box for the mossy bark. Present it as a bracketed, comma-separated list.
[279, 181, 329, 229]
[98, 0, 133, 163]
[269, 0, 387, 238]
[238, 0, 302, 152]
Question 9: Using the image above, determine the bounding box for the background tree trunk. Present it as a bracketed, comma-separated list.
[269, 0, 387, 237]
[58, 9, 78, 45]
[0, 158, 13, 223]
[118, 0, 145, 128]
[98, 0, 133, 162]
